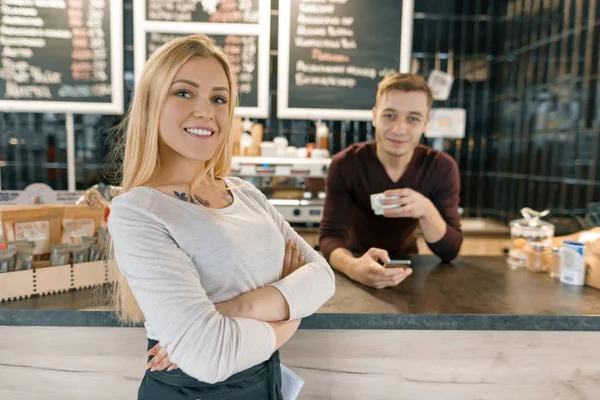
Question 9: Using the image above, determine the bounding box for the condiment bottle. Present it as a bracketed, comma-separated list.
[316, 120, 329, 150]
[526, 243, 546, 272]
[306, 143, 316, 158]
[549, 246, 562, 279]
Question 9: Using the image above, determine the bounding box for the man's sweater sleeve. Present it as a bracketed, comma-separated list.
[425, 157, 463, 262]
[319, 156, 354, 261]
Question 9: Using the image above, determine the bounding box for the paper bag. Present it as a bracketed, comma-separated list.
[281, 363, 304, 400]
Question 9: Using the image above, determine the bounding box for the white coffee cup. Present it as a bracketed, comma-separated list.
[273, 137, 289, 157]
[296, 147, 308, 158]
[284, 146, 298, 158]
[260, 141, 275, 157]
[311, 148, 330, 160]
[370, 193, 400, 215]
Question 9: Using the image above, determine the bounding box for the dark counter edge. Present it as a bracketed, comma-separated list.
[1, 310, 599, 331]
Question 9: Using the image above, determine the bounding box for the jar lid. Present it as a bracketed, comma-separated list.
[242, 118, 253, 132]
[510, 207, 554, 229]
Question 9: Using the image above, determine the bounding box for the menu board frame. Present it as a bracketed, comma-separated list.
[0, 0, 124, 115]
[277, 0, 415, 120]
[134, 0, 271, 118]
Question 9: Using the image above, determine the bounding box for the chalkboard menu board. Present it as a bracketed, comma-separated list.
[0, 0, 124, 114]
[134, 0, 270, 118]
[277, 0, 413, 120]
[146, 0, 259, 23]
[146, 32, 259, 108]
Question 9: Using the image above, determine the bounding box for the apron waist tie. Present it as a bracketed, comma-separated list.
[146, 338, 282, 399]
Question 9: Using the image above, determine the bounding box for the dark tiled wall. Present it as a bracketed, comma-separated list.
[411, 0, 496, 220]
[490, 0, 600, 227]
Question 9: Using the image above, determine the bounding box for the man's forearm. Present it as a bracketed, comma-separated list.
[419, 203, 447, 244]
[329, 247, 356, 278]
[216, 286, 290, 322]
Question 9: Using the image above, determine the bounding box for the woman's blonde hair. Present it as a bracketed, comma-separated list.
[110, 34, 237, 323]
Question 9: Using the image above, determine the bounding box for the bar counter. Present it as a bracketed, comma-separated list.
[2, 255, 599, 330]
[2, 255, 600, 399]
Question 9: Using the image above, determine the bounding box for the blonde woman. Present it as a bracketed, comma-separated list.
[108, 34, 335, 399]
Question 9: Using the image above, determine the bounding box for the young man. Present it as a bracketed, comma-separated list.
[319, 73, 463, 289]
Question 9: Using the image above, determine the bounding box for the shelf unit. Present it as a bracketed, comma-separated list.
[230, 157, 331, 178]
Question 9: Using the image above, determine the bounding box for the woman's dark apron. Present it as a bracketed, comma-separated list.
[138, 339, 283, 400]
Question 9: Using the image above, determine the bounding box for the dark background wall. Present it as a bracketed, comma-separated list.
[1, 0, 599, 233]
[490, 0, 600, 233]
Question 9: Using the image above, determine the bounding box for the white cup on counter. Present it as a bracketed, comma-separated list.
[284, 146, 297, 158]
[273, 137, 288, 157]
[311, 149, 330, 160]
[260, 141, 275, 157]
[370, 193, 400, 216]
[296, 147, 308, 158]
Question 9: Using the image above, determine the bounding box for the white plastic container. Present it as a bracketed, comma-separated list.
[560, 240, 586, 286]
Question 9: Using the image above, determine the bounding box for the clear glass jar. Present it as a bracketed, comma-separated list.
[507, 208, 555, 269]
[0, 244, 17, 273]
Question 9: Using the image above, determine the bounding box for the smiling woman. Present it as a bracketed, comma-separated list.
[107, 34, 335, 399]
[116, 35, 237, 196]
[158, 58, 231, 165]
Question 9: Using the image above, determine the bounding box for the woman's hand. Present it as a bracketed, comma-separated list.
[146, 343, 177, 372]
[281, 240, 305, 279]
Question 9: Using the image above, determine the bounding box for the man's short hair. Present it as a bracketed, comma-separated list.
[375, 73, 434, 108]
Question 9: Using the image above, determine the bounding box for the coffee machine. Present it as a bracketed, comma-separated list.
[230, 156, 330, 226]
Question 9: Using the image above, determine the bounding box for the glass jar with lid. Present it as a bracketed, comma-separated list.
[507, 208, 555, 269]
